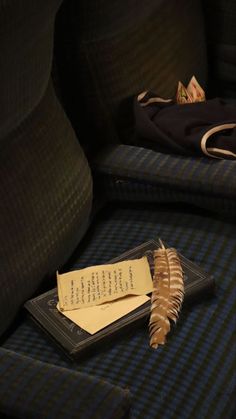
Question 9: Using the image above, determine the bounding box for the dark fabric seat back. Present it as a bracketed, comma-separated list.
[0, 0, 93, 335]
[55, 0, 208, 152]
[204, 0, 236, 102]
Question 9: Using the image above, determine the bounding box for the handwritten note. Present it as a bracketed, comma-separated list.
[57, 256, 153, 311]
[57, 295, 150, 334]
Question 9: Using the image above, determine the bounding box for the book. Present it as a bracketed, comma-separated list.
[25, 239, 215, 360]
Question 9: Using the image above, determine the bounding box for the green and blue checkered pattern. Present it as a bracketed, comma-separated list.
[0, 347, 130, 419]
[92, 145, 236, 215]
[2, 203, 236, 418]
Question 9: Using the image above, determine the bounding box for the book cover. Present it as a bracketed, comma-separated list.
[25, 239, 215, 360]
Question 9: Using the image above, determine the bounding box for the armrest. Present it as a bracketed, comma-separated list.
[92, 144, 236, 215]
[0, 348, 130, 419]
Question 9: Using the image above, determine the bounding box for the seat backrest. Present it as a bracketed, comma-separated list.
[55, 0, 208, 152]
[0, 0, 93, 335]
[204, 0, 236, 102]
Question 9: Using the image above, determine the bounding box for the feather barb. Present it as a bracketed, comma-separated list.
[149, 243, 184, 349]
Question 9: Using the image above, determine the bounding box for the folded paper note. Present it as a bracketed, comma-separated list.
[176, 76, 205, 104]
[57, 256, 153, 311]
[57, 295, 150, 334]
[186, 76, 205, 103]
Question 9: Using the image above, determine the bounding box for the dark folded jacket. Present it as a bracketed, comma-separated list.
[134, 93, 236, 159]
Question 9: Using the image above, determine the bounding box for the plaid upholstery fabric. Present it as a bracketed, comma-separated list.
[92, 145, 236, 215]
[3, 203, 236, 418]
[0, 81, 93, 336]
[55, 0, 207, 152]
[0, 0, 62, 139]
[0, 347, 130, 419]
[0, 0, 93, 337]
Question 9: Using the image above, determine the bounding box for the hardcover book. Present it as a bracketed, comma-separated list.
[25, 239, 215, 360]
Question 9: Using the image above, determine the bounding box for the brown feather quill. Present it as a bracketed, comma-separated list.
[149, 240, 184, 349]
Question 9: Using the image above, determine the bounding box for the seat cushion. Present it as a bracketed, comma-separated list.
[2, 203, 236, 419]
[0, 347, 130, 419]
[92, 144, 236, 215]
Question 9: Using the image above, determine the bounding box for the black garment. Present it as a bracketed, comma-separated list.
[134, 92, 236, 159]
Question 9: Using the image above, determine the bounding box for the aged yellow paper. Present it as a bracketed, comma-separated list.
[57, 256, 153, 311]
[57, 294, 150, 334]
